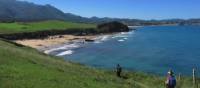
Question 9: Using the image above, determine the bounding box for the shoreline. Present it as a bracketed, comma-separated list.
[13, 25, 140, 50]
[14, 31, 134, 56]
[14, 32, 120, 52]
[13, 26, 140, 55]
[14, 34, 97, 49]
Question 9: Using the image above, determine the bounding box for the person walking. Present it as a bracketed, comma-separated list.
[116, 64, 122, 77]
[165, 70, 176, 88]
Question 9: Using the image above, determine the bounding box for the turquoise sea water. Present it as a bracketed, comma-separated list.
[52, 26, 200, 76]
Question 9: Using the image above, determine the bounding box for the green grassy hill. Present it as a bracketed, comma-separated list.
[0, 20, 95, 34]
[0, 39, 198, 88]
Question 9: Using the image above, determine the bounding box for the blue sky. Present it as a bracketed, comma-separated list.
[20, 0, 200, 20]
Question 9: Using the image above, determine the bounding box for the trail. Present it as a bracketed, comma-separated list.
[131, 79, 150, 88]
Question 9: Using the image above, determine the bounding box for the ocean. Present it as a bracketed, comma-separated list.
[48, 26, 200, 76]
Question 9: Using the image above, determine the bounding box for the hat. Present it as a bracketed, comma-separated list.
[168, 70, 174, 75]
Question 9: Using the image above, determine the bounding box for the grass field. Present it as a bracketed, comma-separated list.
[0, 20, 96, 34]
[0, 39, 199, 88]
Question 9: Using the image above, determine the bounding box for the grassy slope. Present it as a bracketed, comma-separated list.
[0, 20, 96, 34]
[0, 39, 139, 88]
[0, 39, 198, 88]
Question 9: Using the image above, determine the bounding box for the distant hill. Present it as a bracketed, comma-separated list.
[0, 0, 66, 22]
[0, 0, 200, 26]
[63, 14, 145, 26]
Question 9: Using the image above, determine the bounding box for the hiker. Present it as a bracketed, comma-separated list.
[116, 64, 122, 77]
[165, 70, 176, 88]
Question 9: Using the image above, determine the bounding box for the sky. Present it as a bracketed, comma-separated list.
[20, 0, 200, 20]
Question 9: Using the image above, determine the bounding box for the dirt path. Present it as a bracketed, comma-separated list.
[132, 80, 149, 88]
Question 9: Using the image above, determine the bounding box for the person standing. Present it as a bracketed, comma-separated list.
[116, 64, 122, 77]
[165, 70, 176, 88]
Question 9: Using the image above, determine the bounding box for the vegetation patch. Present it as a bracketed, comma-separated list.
[0, 20, 96, 34]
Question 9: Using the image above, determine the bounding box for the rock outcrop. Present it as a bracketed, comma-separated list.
[97, 21, 130, 33]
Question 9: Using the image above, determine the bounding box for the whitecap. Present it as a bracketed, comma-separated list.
[101, 35, 109, 41]
[114, 35, 128, 38]
[94, 41, 102, 44]
[44, 46, 67, 54]
[112, 37, 116, 38]
[44, 44, 79, 54]
[121, 32, 129, 35]
[56, 50, 74, 56]
[128, 31, 135, 34]
[113, 33, 129, 38]
[118, 39, 125, 42]
[93, 35, 111, 42]
[123, 38, 128, 40]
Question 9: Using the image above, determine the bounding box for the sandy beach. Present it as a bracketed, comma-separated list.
[14, 34, 97, 49]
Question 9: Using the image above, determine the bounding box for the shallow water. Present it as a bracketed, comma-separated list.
[51, 26, 200, 76]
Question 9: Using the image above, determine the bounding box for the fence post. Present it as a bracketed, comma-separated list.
[178, 73, 181, 81]
[193, 68, 196, 88]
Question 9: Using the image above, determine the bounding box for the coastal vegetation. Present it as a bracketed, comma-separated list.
[0, 21, 131, 40]
[97, 21, 129, 32]
[0, 20, 95, 34]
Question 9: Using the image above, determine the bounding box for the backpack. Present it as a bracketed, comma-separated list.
[169, 76, 176, 86]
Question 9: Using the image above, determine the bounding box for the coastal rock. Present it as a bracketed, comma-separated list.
[97, 21, 130, 33]
[85, 39, 95, 42]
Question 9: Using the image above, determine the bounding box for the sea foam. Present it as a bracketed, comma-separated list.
[93, 35, 110, 43]
[56, 50, 74, 56]
[44, 44, 79, 54]
[123, 38, 128, 40]
[118, 39, 125, 42]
